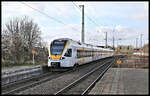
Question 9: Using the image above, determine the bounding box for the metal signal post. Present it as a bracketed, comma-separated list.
[32, 50, 35, 64]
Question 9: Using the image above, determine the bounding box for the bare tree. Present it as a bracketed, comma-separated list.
[2, 30, 12, 62]
[2, 16, 42, 65]
[34, 40, 48, 64]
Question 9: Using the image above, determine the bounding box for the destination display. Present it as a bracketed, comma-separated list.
[54, 41, 65, 44]
[53, 40, 67, 45]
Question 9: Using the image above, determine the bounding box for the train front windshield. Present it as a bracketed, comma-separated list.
[50, 40, 67, 55]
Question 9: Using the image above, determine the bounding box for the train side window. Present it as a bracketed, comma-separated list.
[64, 49, 72, 57]
[77, 50, 82, 58]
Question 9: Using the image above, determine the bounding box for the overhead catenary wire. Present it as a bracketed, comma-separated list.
[72, 2, 107, 44]
[51, 4, 79, 23]
[21, 2, 105, 45]
[72, 2, 101, 27]
[21, 2, 81, 33]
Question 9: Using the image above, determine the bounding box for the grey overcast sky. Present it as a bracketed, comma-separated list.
[2, 1, 149, 48]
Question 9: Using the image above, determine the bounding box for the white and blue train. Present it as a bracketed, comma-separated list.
[48, 38, 114, 69]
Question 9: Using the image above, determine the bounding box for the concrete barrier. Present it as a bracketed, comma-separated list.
[2, 66, 41, 76]
[2, 66, 42, 85]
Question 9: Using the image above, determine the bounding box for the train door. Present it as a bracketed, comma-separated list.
[64, 48, 73, 67]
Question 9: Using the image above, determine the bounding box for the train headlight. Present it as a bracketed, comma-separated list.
[61, 57, 65, 59]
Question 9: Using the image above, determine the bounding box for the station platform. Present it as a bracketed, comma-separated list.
[89, 68, 148, 95]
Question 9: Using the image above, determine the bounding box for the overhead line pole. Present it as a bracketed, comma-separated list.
[73, 3, 106, 44]
[136, 38, 138, 49]
[113, 37, 114, 49]
[112, 28, 115, 50]
[140, 34, 143, 48]
[105, 32, 107, 48]
[79, 5, 84, 43]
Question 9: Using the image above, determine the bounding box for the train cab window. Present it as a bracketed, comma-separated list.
[64, 49, 72, 57]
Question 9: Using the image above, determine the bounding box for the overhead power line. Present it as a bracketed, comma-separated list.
[21, 2, 80, 32]
[21, 2, 65, 25]
[72, 2, 101, 27]
[72, 2, 107, 44]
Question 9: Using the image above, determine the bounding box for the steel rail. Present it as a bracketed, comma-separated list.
[2, 58, 105, 95]
[81, 58, 116, 95]
[54, 58, 113, 95]
[3, 57, 113, 95]
[2, 70, 69, 95]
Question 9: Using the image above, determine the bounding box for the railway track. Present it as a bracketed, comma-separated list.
[2, 57, 116, 95]
[2, 70, 68, 94]
[55, 58, 116, 95]
[2, 71, 51, 89]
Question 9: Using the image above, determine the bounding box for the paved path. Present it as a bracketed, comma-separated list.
[89, 68, 148, 95]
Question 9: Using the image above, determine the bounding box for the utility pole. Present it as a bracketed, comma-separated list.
[136, 38, 138, 49]
[112, 28, 115, 50]
[79, 5, 84, 43]
[140, 34, 143, 48]
[113, 37, 115, 49]
[105, 32, 107, 48]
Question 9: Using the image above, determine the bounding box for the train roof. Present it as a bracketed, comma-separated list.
[51, 38, 114, 51]
[54, 38, 72, 41]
